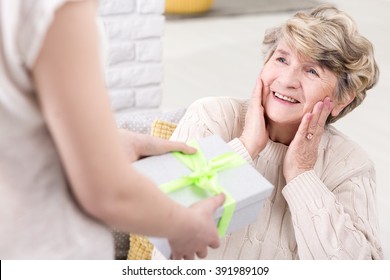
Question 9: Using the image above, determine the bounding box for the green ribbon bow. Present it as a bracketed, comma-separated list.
[159, 140, 246, 236]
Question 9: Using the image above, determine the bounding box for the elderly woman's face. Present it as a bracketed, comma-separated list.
[261, 39, 337, 127]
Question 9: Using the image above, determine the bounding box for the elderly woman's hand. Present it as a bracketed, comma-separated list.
[283, 97, 332, 183]
[239, 77, 269, 159]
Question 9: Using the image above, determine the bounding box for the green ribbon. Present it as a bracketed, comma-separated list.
[159, 140, 246, 237]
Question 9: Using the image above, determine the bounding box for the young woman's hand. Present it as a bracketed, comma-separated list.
[169, 193, 225, 260]
[283, 97, 332, 183]
[239, 77, 269, 159]
[118, 129, 196, 162]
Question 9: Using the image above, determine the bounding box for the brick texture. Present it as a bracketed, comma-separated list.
[99, 0, 164, 112]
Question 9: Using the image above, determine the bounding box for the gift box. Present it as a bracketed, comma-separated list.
[132, 135, 273, 258]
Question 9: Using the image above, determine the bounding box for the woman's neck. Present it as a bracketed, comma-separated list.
[266, 118, 299, 145]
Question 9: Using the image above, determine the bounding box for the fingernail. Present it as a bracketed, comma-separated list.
[325, 97, 331, 110]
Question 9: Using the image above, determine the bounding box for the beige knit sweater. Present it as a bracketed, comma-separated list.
[169, 96, 383, 260]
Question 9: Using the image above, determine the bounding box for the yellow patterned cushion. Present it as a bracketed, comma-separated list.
[128, 235, 154, 260]
[127, 120, 177, 260]
[151, 119, 177, 140]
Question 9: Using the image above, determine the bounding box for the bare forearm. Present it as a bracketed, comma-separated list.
[87, 168, 191, 238]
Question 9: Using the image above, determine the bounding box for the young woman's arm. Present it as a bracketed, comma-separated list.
[32, 0, 223, 260]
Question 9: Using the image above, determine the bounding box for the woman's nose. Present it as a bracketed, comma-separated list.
[279, 67, 301, 89]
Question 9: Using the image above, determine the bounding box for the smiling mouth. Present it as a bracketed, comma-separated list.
[273, 92, 299, 103]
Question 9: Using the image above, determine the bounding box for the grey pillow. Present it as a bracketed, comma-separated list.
[115, 108, 186, 134]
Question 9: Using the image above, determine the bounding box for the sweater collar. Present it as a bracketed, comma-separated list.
[258, 140, 288, 164]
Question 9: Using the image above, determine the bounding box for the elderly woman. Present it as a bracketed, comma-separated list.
[169, 5, 383, 259]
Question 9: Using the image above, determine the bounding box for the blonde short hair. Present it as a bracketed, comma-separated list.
[262, 5, 379, 123]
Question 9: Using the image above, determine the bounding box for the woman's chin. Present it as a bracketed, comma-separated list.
[266, 113, 296, 124]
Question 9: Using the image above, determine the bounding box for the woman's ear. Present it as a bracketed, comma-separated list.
[331, 93, 355, 117]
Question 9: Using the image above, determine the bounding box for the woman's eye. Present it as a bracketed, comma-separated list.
[308, 68, 319, 76]
[276, 57, 287, 64]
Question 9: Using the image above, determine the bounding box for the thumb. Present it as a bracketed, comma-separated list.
[191, 193, 225, 213]
[207, 193, 226, 212]
[172, 141, 197, 154]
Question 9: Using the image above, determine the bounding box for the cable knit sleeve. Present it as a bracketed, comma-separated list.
[282, 139, 383, 259]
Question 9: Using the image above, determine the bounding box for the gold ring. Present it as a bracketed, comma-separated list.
[306, 133, 313, 140]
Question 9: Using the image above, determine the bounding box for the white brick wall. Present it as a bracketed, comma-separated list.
[99, 0, 165, 112]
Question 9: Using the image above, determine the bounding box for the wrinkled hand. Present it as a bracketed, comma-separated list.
[239, 77, 269, 159]
[283, 97, 332, 183]
[118, 129, 196, 162]
[169, 193, 225, 260]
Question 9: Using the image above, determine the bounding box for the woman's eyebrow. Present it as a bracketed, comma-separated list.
[303, 60, 326, 72]
[274, 48, 290, 57]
